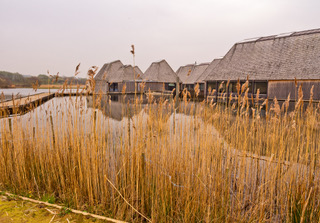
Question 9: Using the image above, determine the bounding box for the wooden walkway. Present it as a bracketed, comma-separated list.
[0, 93, 55, 117]
[0, 91, 96, 117]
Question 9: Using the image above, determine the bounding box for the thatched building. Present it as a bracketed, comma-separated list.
[108, 65, 143, 92]
[176, 62, 210, 96]
[176, 64, 194, 86]
[94, 60, 123, 93]
[204, 28, 320, 102]
[94, 60, 143, 93]
[142, 60, 180, 92]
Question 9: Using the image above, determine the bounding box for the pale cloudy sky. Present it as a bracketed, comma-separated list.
[0, 0, 319, 78]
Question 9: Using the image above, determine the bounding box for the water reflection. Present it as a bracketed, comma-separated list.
[0, 93, 201, 138]
[86, 95, 145, 121]
[88, 94, 191, 120]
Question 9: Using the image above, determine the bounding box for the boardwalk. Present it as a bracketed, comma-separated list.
[0, 92, 55, 116]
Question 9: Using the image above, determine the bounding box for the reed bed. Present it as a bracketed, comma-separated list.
[0, 82, 320, 222]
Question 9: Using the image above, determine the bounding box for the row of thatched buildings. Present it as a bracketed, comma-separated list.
[94, 59, 179, 94]
[94, 28, 320, 101]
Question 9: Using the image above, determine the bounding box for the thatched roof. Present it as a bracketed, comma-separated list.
[195, 59, 221, 83]
[177, 63, 210, 84]
[176, 64, 195, 83]
[94, 60, 123, 81]
[108, 65, 143, 83]
[184, 63, 210, 84]
[205, 28, 320, 81]
[142, 59, 180, 83]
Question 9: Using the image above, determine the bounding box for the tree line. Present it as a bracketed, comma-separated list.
[0, 71, 87, 88]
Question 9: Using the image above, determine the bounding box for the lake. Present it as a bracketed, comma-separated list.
[0, 89, 197, 139]
[0, 88, 79, 100]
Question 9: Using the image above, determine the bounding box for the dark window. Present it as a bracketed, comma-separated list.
[186, 84, 193, 90]
[240, 81, 253, 93]
[207, 81, 217, 94]
[165, 83, 176, 91]
[199, 83, 204, 91]
[110, 95, 119, 101]
[110, 83, 118, 92]
[217, 81, 226, 93]
[228, 81, 238, 93]
[254, 82, 268, 94]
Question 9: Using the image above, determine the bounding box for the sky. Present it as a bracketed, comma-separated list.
[0, 0, 320, 78]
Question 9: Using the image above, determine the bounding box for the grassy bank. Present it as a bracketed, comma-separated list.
[0, 194, 107, 222]
[0, 82, 320, 222]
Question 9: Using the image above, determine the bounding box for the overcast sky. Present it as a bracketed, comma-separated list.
[1, 0, 320, 78]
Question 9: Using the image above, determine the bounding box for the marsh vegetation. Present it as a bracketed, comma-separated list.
[0, 80, 320, 222]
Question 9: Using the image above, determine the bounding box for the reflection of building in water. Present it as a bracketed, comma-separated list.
[94, 60, 144, 94]
[86, 94, 175, 121]
[176, 62, 211, 97]
[86, 95, 143, 121]
[142, 60, 181, 93]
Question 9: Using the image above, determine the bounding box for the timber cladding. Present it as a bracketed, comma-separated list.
[144, 82, 165, 92]
[95, 80, 108, 93]
[268, 80, 320, 100]
[118, 82, 136, 93]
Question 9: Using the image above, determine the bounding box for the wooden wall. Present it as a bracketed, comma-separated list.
[268, 80, 320, 101]
[95, 80, 108, 93]
[144, 82, 166, 92]
[118, 82, 137, 93]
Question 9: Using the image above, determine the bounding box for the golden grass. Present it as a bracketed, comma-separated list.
[0, 80, 320, 222]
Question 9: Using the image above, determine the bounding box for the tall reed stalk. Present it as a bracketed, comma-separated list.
[0, 80, 320, 222]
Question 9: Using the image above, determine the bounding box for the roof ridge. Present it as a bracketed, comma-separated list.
[196, 62, 210, 66]
[237, 28, 320, 44]
[152, 59, 166, 64]
[108, 60, 122, 64]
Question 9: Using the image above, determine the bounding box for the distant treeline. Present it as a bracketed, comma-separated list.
[0, 71, 87, 88]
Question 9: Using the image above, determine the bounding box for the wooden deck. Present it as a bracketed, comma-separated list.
[0, 91, 95, 117]
[0, 93, 53, 107]
[0, 93, 55, 117]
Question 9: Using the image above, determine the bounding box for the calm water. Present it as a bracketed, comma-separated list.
[0, 88, 202, 147]
[0, 88, 78, 100]
[0, 93, 198, 138]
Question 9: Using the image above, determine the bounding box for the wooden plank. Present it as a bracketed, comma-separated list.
[0, 93, 53, 108]
[0, 93, 56, 117]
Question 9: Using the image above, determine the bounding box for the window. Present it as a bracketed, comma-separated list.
[186, 84, 193, 91]
[110, 95, 119, 101]
[199, 83, 204, 91]
[254, 82, 268, 94]
[165, 83, 176, 91]
[207, 81, 216, 94]
[217, 81, 226, 93]
[110, 83, 118, 92]
[239, 81, 253, 93]
[228, 81, 238, 93]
